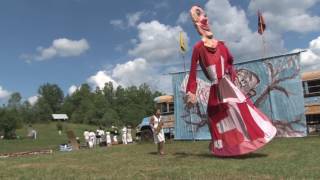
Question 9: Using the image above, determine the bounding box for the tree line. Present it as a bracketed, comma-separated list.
[0, 82, 162, 139]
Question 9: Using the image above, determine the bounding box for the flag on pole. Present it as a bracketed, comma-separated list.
[179, 32, 187, 53]
[258, 10, 266, 35]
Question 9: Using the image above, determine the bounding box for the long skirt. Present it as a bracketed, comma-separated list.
[208, 77, 277, 156]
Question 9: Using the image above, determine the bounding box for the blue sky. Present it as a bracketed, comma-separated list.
[0, 0, 320, 104]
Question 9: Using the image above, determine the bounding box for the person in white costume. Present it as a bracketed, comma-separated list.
[106, 131, 112, 146]
[99, 129, 106, 146]
[126, 126, 133, 143]
[83, 129, 90, 146]
[121, 126, 127, 144]
[111, 126, 119, 144]
[150, 109, 165, 155]
[96, 128, 102, 145]
[88, 130, 96, 148]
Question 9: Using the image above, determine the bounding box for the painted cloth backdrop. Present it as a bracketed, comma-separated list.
[172, 52, 307, 140]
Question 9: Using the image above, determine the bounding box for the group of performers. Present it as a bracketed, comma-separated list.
[150, 5, 277, 157]
[83, 126, 133, 148]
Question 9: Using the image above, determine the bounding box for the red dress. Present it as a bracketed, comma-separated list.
[186, 41, 277, 156]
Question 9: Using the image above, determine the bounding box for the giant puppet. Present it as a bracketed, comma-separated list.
[185, 5, 277, 156]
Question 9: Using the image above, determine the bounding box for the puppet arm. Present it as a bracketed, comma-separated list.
[225, 44, 237, 82]
[186, 45, 200, 106]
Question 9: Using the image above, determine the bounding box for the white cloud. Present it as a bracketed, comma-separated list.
[23, 38, 90, 61]
[110, 58, 180, 93]
[110, 11, 143, 28]
[68, 85, 79, 95]
[127, 12, 143, 27]
[130, 38, 138, 44]
[88, 58, 174, 93]
[248, 0, 320, 33]
[177, 11, 189, 24]
[107, 20, 189, 93]
[87, 71, 118, 89]
[301, 49, 320, 66]
[0, 86, 11, 99]
[128, 20, 188, 64]
[110, 19, 124, 28]
[103, 20, 189, 93]
[27, 95, 39, 106]
[112, 58, 152, 86]
[205, 0, 285, 60]
[293, 36, 320, 71]
[310, 36, 320, 56]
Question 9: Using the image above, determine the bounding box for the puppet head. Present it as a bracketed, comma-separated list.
[190, 5, 213, 39]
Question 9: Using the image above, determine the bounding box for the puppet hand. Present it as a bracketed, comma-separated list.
[186, 91, 197, 105]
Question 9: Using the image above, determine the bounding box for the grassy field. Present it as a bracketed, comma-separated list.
[0, 122, 98, 153]
[0, 124, 320, 179]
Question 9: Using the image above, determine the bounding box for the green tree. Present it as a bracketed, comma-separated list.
[103, 82, 115, 105]
[101, 108, 120, 127]
[7, 92, 22, 109]
[0, 108, 22, 139]
[38, 83, 64, 113]
[20, 101, 36, 124]
[33, 98, 53, 122]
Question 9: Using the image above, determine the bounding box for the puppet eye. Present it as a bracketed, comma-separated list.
[196, 9, 201, 16]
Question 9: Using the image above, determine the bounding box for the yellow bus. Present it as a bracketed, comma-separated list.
[302, 70, 320, 134]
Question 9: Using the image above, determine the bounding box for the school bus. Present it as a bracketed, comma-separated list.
[302, 70, 320, 134]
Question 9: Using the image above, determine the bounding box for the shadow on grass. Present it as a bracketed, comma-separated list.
[148, 152, 158, 155]
[172, 152, 268, 159]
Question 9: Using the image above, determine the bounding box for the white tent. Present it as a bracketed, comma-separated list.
[52, 114, 68, 121]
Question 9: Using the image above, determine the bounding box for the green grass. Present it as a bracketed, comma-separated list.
[0, 122, 98, 153]
[0, 124, 320, 179]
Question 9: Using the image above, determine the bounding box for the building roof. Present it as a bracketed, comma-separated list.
[302, 70, 320, 81]
[52, 114, 68, 120]
[154, 95, 174, 103]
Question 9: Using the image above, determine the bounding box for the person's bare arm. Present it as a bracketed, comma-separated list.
[149, 116, 155, 130]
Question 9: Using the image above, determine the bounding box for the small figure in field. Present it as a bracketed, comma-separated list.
[27, 124, 37, 140]
[106, 131, 112, 147]
[88, 130, 96, 148]
[111, 126, 119, 145]
[83, 129, 90, 147]
[126, 125, 133, 143]
[150, 109, 165, 155]
[96, 127, 102, 145]
[122, 126, 128, 145]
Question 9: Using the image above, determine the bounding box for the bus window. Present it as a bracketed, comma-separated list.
[308, 79, 320, 93]
[169, 102, 174, 113]
[304, 79, 320, 97]
[160, 102, 167, 114]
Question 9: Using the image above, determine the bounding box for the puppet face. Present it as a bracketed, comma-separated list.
[190, 6, 213, 38]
